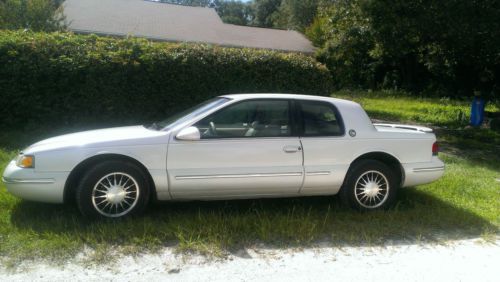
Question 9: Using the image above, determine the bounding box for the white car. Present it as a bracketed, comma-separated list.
[2, 94, 444, 218]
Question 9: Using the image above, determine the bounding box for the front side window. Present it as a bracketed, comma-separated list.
[153, 97, 230, 130]
[194, 99, 291, 138]
[300, 100, 344, 136]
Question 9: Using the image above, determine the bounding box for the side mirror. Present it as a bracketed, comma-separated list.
[176, 126, 201, 141]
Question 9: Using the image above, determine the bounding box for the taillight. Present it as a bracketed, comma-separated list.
[432, 142, 439, 156]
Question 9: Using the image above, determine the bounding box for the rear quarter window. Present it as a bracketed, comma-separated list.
[299, 100, 345, 137]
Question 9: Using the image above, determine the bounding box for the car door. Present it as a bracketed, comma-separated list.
[297, 99, 350, 195]
[167, 99, 304, 199]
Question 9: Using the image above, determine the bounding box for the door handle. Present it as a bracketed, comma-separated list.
[283, 145, 301, 153]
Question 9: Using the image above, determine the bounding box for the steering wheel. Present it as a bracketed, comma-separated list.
[209, 121, 217, 136]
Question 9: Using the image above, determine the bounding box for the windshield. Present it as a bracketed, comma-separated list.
[149, 97, 230, 130]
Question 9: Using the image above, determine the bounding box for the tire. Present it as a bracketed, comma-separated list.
[76, 160, 150, 218]
[340, 160, 398, 211]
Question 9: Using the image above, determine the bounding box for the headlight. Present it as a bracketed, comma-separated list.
[16, 154, 34, 168]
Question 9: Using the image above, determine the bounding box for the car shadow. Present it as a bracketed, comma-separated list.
[9, 189, 498, 250]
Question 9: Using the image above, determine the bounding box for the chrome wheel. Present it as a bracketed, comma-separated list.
[354, 170, 389, 209]
[91, 172, 140, 217]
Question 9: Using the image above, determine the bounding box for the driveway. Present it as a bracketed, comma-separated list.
[2, 238, 498, 281]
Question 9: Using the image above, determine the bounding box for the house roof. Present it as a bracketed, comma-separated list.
[63, 0, 315, 53]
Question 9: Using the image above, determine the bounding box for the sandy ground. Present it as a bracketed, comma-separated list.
[1, 238, 499, 282]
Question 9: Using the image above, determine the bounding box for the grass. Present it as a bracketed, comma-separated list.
[1, 90, 499, 267]
[334, 89, 500, 127]
[335, 90, 500, 167]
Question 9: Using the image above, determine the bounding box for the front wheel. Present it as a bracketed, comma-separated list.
[76, 160, 150, 218]
[340, 160, 398, 210]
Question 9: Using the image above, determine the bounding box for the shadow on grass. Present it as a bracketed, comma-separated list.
[8, 189, 497, 254]
[437, 128, 500, 171]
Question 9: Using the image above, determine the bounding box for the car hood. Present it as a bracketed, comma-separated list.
[24, 126, 170, 154]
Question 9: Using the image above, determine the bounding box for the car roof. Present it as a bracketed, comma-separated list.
[219, 93, 350, 104]
[219, 93, 373, 133]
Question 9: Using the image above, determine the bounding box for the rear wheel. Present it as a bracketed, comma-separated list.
[76, 160, 150, 218]
[340, 160, 398, 210]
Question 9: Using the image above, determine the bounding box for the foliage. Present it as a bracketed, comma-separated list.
[274, 0, 318, 31]
[251, 0, 281, 27]
[304, 15, 326, 46]
[216, 0, 254, 26]
[249, 0, 320, 30]
[0, 0, 65, 31]
[363, 0, 500, 96]
[310, 0, 500, 97]
[310, 1, 377, 89]
[0, 30, 332, 132]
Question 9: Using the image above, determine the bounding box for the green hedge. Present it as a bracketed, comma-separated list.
[0, 31, 332, 132]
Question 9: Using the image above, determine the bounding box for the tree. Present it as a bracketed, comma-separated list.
[362, 0, 500, 95]
[0, 0, 65, 31]
[307, 0, 379, 89]
[251, 0, 281, 28]
[216, 1, 254, 26]
[274, 0, 319, 31]
[308, 0, 500, 96]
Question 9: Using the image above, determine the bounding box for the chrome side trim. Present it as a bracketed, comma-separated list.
[412, 166, 445, 173]
[175, 172, 303, 180]
[305, 171, 331, 176]
[2, 177, 55, 184]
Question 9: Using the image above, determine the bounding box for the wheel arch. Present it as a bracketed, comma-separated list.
[63, 153, 157, 204]
[346, 151, 405, 186]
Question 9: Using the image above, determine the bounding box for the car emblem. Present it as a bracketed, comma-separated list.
[349, 129, 356, 137]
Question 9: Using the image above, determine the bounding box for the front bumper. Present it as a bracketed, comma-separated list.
[2, 161, 69, 203]
[401, 157, 445, 187]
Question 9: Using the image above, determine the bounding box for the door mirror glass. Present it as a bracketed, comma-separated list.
[176, 126, 201, 141]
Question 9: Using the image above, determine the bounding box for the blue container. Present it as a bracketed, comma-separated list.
[470, 96, 485, 126]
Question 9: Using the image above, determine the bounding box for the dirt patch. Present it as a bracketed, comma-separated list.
[1, 238, 498, 281]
